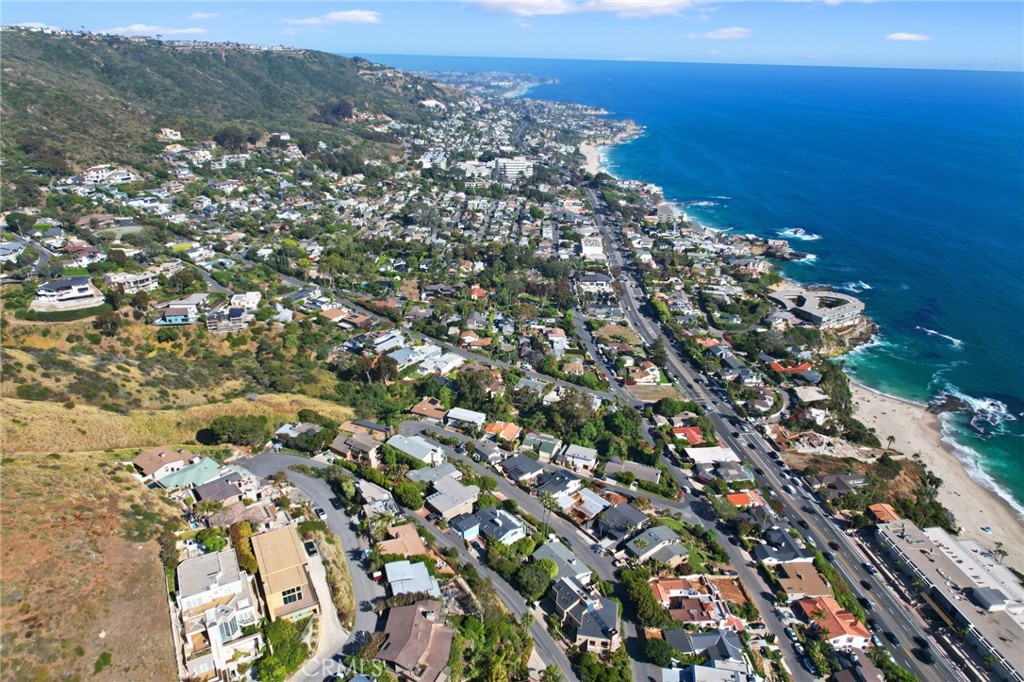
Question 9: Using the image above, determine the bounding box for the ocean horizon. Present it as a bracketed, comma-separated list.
[372, 54, 1024, 514]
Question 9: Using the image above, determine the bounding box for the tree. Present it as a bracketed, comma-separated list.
[4, 212, 32, 234]
[514, 563, 552, 602]
[213, 125, 246, 151]
[202, 414, 271, 447]
[536, 558, 559, 580]
[196, 527, 226, 552]
[645, 638, 677, 667]
[93, 310, 121, 337]
[649, 337, 668, 367]
[167, 269, 197, 294]
[393, 481, 425, 510]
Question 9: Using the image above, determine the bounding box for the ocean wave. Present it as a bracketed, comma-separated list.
[777, 227, 822, 241]
[799, 253, 818, 263]
[688, 200, 718, 208]
[932, 382, 1017, 439]
[839, 280, 873, 294]
[937, 414, 1024, 521]
[713, 195, 732, 200]
[915, 326, 965, 349]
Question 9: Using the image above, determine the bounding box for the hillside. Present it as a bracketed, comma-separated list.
[0, 30, 449, 171]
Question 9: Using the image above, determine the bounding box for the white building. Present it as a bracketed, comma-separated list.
[229, 291, 262, 311]
[30, 277, 105, 312]
[176, 550, 263, 681]
[104, 271, 160, 295]
[494, 156, 534, 181]
[580, 236, 606, 261]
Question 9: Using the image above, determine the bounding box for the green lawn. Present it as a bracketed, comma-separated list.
[655, 516, 686, 533]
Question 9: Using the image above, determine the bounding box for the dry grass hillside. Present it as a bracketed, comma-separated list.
[1, 393, 354, 455]
[0, 451, 179, 682]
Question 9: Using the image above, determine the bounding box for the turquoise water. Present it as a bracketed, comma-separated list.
[371, 55, 1024, 512]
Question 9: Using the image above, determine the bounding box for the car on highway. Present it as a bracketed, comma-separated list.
[782, 485, 796, 496]
[797, 519, 810, 530]
[823, 551, 835, 561]
[314, 507, 327, 520]
[912, 635, 931, 650]
[863, 562, 878, 575]
[885, 632, 902, 647]
[871, 634, 883, 648]
[867, 619, 879, 632]
[754, 467, 764, 476]
[828, 540, 840, 550]
[859, 597, 873, 611]
[914, 647, 935, 664]
[861, 579, 873, 590]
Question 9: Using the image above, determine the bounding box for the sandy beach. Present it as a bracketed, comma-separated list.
[580, 142, 603, 175]
[850, 381, 1024, 573]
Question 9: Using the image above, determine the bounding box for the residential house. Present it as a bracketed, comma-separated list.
[448, 513, 482, 542]
[751, 528, 811, 565]
[551, 577, 621, 652]
[378, 525, 428, 558]
[104, 271, 160, 294]
[176, 550, 262, 681]
[603, 458, 662, 485]
[155, 457, 222, 490]
[328, 432, 381, 468]
[406, 462, 462, 486]
[484, 420, 522, 443]
[499, 454, 545, 483]
[594, 503, 649, 545]
[477, 508, 527, 546]
[376, 600, 454, 682]
[384, 560, 441, 598]
[624, 525, 690, 567]
[561, 444, 599, 473]
[566, 488, 612, 523]
[425, 477, 480, 521]
[776, 562, 834, 601]
[409, 397, 448, 423]
[251, 525, 319, 622]
[672, 427, 705, 445]
[535, 470, 583, 509]
[386, 435, 444, 466]
[30, 277, 104, 312]
[132, 446, 195, 482]
[533, 540, 592, 585]
[445, 407, 487, 431]
[521, 432, 563, 463]
[795, 597, 871, 651]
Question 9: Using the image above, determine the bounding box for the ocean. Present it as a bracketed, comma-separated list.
[371, 54, 1024, 512]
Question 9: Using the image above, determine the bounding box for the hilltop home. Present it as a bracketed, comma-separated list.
[30, 276, 104, 312]
[376, 600, 454, 682]
[176, 550, 263, 680]
[251, 525, 319, 622]
[132, 446, 195, 483]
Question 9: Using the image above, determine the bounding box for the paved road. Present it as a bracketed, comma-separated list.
[240, 452, 579, 681]
[587, 187, 965, 682]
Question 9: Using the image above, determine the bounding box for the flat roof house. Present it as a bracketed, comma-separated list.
[561, 444, 599, 472]
[384, 560, 441, 598]
[376, 600, 454, 682]
[176, 550, 263, 681]
[445, 407, 487, 430]
[425, 477, 480, 520]
[251, 525, 319, 622]
[551, 577, 621, 653]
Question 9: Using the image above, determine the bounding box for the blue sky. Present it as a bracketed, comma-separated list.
[5, 1, 1022, 70]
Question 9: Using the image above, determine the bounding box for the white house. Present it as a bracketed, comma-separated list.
[30, 277, 105, 312]
[445, 407, 487, 430]
[561, 444, 599, 472]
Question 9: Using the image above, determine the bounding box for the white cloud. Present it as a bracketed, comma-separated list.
[515, 18, 533, 28]
[103, 24, 206, 36]
[283, 10, 382, 26]
[703, 26, 751, 40]
[885, 32, 931, 42]
[188, 12, 221, 21]
[476, 0, 693, 19]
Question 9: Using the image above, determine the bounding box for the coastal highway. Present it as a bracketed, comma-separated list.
[586, 187, 967, 682]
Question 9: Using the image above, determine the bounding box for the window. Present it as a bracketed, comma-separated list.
[282, 587, 303, 605]
[219, 618, 238, 640]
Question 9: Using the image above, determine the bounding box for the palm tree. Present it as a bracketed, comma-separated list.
[538, 491, 558, 527]
[994, 541, 1008, 565]
[886, 435, 896, 451]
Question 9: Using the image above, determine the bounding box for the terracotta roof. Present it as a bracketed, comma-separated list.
[795, 596, 870, 641]
[868, 503, 900, 523]
[132, 446, 193, 476]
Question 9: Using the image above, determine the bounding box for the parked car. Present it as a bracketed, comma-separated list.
[794, 642, 806, 656]
[785, 626, 799, 642]
[304, 541, 318, 557]
[329, 497, 343, 510]
[314, 507, 327, 519]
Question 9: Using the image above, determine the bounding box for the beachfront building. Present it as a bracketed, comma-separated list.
[767, 288, 865, 329]
[876, 521, 1024, 681]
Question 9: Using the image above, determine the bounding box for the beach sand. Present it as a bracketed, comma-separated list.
[851, 381, 1024, 572]
[580, 142, 603, 175]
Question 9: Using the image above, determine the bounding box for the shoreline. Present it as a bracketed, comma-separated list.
[850, 379, 1023, 572]
[575, 126, 1023, 573]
